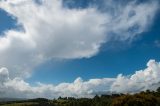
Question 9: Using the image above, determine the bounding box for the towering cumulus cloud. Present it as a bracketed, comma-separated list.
[0, 0, 159, 98]
[0, 0, 107, 78]
[0, 0, 158, 78]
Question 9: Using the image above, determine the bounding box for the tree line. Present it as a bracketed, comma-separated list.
[1, 87, 160, 106]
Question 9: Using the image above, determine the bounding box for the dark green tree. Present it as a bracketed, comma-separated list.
[157, 87, 160, 93]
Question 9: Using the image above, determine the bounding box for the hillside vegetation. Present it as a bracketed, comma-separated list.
[1, 87, 160, 106]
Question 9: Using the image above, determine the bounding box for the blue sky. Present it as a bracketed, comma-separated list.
[0, 0, 160, 98]
[26, 0, 160, 84]
[30, 14, 160, 84]
[0, 9, 17, 35]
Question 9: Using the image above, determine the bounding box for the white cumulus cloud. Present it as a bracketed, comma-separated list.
[111, 60, 160, 93]
[0, 60, 159, 98]
[0, 0, 159, 98]
[0, 0, 158, 78]
[0, 0, 108, 78]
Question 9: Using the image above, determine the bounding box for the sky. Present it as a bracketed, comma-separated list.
[0, 0, 160, 98]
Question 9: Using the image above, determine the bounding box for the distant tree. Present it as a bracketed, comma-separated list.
[94, 95, 100, 101]
[157, 87, 160, 93]
[146, 89, 151, 93]
[58, 96, 62, 100]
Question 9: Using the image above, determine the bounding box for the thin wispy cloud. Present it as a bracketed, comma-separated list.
[155, 40, 160, 48]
